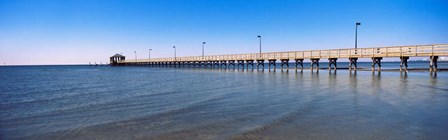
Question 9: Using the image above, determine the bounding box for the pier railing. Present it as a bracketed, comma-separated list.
[121, 44, 448, 63]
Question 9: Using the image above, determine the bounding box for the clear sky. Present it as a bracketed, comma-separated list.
[1, 0, 447, 65]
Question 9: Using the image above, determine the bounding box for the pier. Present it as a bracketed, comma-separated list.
[110, 44, 448, 72]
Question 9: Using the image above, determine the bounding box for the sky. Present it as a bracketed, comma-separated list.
[0, 0, 447, 65]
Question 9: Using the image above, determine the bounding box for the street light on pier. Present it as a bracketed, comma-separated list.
[257, 35, 262, 57]
[202, 42, 206, 59]
[148, 49, 152, 61]
[134, 51, 137, 62]
[173, 46, 176, 60]
[355, 22, 361, 54]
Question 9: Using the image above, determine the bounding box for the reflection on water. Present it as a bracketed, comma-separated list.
[0, 66, 448, 139]
[430, 71, 438, 78]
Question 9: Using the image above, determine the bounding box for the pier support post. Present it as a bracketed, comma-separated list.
[246, 60, 254, 71]
[280, 59, 289, 72]
[400, 57, 409, 72]
[237, 60, 245, 70]
[195, 61, 201, 68]
[310, 58, 320, 71]
[429, 56, 438, 72]
[198, 61, 203, 68]
[268, 59, 276, 72]
[256, 59, 265, 71]
[220, 60, 227, 69]
[328, 58, 337, 71]
[295, 59, 304, 71]
[349, 58, 358, 70]
[191, 62, 195, 68]
[210, 61, 214, 69]
[229, 60, 236, 69]
[213, 61, 220, 69]
[371, 57, 383, 71]
[202, 61, 207, 68]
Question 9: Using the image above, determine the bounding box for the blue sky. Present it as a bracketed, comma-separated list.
[0, 0, 447, 65]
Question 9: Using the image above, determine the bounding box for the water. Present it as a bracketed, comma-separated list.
[1, 64, 447, 139]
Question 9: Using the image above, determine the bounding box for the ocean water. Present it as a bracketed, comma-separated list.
[1, 63, 448, 139]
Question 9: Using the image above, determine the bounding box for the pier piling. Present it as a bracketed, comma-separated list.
[280, 59, 289, 72]
[400, 57, 409, 72]
[328, 58, 337, 71]
[268, 59, 276, 71]
[372, 57, 383, 71]
[430, 56, 438, 72]
[310, 58, 320, 71]
[257, 60, 265, 71]
[295, 59, 304, 71]
[348, 58, 358, 70]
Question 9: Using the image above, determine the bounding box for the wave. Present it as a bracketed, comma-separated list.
[231, 99, 319, 139]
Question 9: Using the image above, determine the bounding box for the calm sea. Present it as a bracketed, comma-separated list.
[1, 62, 448, 139]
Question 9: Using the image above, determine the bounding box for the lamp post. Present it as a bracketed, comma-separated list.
[173, 46, 176, 60]
[202, 42, 206, 59]
[257, 35, 262, 57]
[148, 49, 152, 61]
[134, 51, 137, 62]
[355, 22, 361, 53]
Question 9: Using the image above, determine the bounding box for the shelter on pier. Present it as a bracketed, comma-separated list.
[110, 54, 125, 66]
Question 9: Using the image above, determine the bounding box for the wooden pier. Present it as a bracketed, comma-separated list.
[110, 44, 448, 72]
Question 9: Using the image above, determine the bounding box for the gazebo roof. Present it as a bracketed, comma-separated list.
[111, 54, 125, 57]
